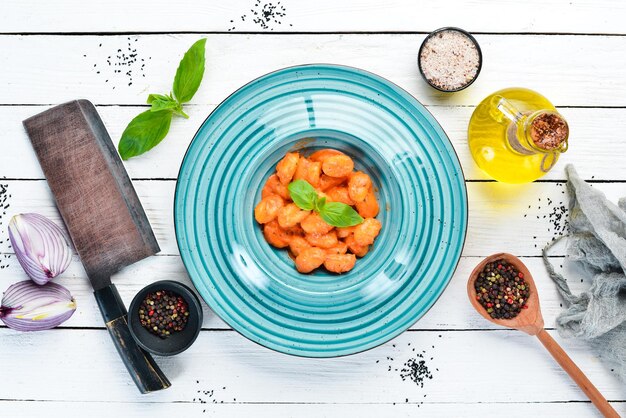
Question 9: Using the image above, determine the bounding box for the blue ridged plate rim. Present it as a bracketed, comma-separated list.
[174, 64, 467, 357]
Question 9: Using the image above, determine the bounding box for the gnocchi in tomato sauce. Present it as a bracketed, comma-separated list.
[254, 149, 382, 274]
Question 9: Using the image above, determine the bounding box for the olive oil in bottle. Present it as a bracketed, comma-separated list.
[468, 88, 569, 183]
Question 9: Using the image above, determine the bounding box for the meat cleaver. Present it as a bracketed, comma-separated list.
[23, 100, 171, 393]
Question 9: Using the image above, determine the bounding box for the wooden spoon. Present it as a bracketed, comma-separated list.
[468, 253, 619, 418]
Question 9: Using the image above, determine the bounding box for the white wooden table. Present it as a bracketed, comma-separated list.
[2, 1, 626, 416]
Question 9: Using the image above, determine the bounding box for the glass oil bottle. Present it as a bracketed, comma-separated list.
[468, 88, 569, 183]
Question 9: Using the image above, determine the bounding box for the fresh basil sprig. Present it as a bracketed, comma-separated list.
[288, 179, 364, 228]
[118, 38, 207, 160]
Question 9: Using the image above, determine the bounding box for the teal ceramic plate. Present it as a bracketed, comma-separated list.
[175, 64, 467, 357]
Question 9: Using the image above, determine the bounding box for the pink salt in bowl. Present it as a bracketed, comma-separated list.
[417, 27, 483, 92]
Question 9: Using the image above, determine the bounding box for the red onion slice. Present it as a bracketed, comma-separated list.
[8, 213, 72, 285]
[0, 280, 76, 331]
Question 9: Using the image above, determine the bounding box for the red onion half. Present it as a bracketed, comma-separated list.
[0, 280, 76, 331]
[8, 213, 72, 285]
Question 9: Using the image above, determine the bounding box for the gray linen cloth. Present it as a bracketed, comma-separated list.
[543, 165, 626, 381]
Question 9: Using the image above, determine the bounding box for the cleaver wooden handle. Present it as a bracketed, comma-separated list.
[94, 284, 171, 393]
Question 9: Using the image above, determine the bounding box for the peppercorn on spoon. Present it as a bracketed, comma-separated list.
[468, 253, 619, 418]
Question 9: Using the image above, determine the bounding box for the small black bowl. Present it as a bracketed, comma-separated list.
[417, 27, 483, 93]
[128, 280, 203, 356]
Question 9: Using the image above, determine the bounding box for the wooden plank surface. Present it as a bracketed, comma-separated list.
[1, 179, 620, 257]
[2, 0, 626, 34]
[1, 401, 621, 418]
[0, 34, 625, 107]
[2, 105, 625, 181]
[0, 255, 586, 331]
[0, 328, 622, 407]
[0, 179, 614, 332]
[3, 1, 626, 416]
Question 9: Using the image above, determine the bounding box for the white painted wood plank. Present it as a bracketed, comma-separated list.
[0, 34, 625, 107]
[0, 180, 179, 255]
[0, 255, 585, 331]
[0, 400, 617, 417]
[1, 179, 619, 258]
[0, 328, 622, 406]
[2, 0, 625, 34]
[2, 3, 623, 414]
[0, 179, 615, 329]
[2, 106, 624, 181]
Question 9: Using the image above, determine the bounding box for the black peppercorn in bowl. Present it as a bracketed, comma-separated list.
[417, 27, 483, 92]
[128, 280, 203, 356]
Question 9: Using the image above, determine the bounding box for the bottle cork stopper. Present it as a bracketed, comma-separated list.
[530, 112, 569, 151]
